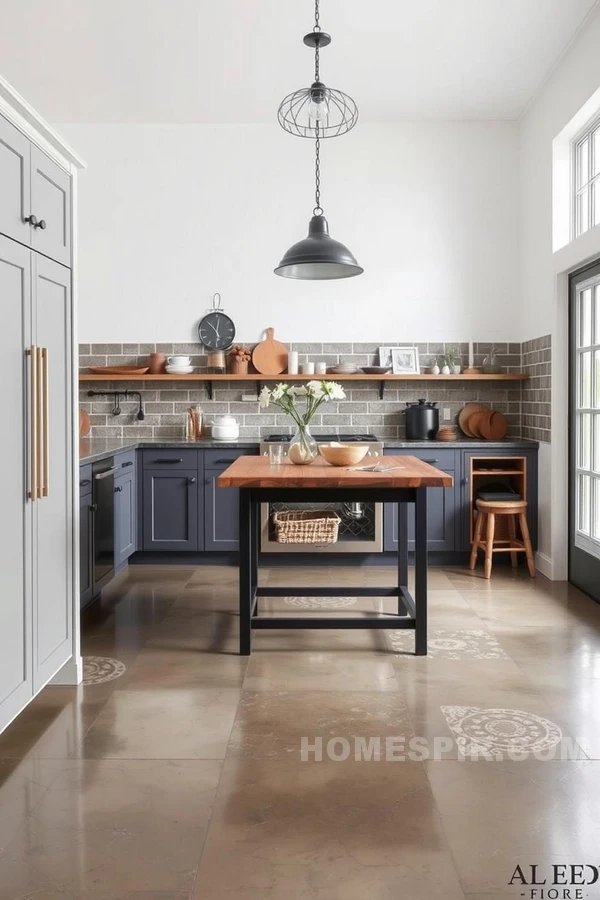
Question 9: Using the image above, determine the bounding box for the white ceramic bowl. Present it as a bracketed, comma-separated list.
[166, 365, 194, 374]
[211, 416, 239, 441]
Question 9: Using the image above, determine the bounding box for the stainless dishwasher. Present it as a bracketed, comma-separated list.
[92, 458, 117, 588]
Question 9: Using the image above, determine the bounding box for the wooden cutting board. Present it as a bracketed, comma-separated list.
[251, 327, 288, 375]
[467, 410, 489, 438]
[480, 410, 508, 440]
[79, 408, 91, 437]
[459, 403, 487, 437]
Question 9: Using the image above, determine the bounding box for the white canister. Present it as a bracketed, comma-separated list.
[210, 415, 240, 441]
[288, 351, 299, 374]
[315, 361, 327, 375]
[300, 362, 315, 375]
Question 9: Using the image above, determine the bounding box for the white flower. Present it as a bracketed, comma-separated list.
[258, 386, 272, 409]
[289, 385, 308, 396]
[306, 380, 325, 399]
[321, 381, 346, 401]
[271, 383, 289, 400]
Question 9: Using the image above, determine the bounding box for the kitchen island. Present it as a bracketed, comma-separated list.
[218, 455, 453, 655]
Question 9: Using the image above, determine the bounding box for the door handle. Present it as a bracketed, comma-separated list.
[34, 219, 47, 230]
[154, 458, 183, 464]
[114, 485, 123, 493]
[80, 479, 91, 487]
[27, 346, 39, 501]
[188, 477, 196, 484]
[23, 214, 38, 227]
[422, 458, 439, 464]
[95, 466, 118, 480]
[41, 347, 49, 498]
[121, 460, 133, 467]
[213, 458, 235, 465]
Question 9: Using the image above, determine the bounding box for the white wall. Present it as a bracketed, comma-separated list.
[519, 4, 600, 577]
[61, 122, 519, 343]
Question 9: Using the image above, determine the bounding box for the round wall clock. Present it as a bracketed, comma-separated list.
[197, 293, 236, 350]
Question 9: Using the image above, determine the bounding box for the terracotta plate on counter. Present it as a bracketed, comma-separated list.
[79, 408, 91, 437]
[480, 410, 508, 440]
[459, 403, 487, 437]
[467, 410, 490, 438]
[88, 366, 150, 375]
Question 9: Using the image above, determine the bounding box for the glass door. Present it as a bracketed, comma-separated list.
[570, 261, 600, 601]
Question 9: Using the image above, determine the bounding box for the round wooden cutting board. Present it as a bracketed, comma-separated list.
[458, 403, 487, 437]
[467, 410, 489, 438]
[252, 327, 288, 375]
[479, 410, 508, 440]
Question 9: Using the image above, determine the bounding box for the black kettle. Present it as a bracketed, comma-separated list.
[405, 399, 439, 440]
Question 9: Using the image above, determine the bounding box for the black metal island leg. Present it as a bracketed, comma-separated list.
[414, 487, 428, 655]
[238, 488, 253, 655]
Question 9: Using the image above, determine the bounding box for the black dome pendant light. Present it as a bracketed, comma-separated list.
[274, 0, 363, 281]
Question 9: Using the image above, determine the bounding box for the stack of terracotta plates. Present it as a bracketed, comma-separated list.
[459, 403, 508, 440]
[436, 426, 457, 442]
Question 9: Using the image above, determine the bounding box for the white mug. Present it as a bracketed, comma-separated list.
[301, 362, 315, 375]
[167, 355, 191, 367]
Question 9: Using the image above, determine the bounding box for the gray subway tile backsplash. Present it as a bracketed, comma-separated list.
[79, 336, 552, 443]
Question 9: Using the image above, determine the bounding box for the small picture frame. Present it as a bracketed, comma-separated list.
[379, 346, 420, 375]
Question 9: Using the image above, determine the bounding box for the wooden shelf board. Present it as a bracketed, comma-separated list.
[80, 372, 528, 382]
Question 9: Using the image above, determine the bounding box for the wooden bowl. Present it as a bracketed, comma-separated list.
[319, 443, 370, 467]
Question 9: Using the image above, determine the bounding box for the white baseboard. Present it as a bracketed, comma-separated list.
[535, 551, 554, 580]
[51, 655, 83, 685]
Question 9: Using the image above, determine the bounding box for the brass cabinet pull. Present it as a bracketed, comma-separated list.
[41, 347, 49, 498]
[28, 346, 39, 501]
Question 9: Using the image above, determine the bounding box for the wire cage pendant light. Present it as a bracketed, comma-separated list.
[275, 0, 362, 281]
[277, 3, 358, 140]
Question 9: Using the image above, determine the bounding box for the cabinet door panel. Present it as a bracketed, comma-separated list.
[0, 116, 31, 247]
[143, 470, 199, 551]
[33, 255, 73, 689]
[79, 492, 93, 608]
[204, 471, 239, 551]
[0, 236, 33, 730]
[30, 146, 71, 267]
[114, 470, 136, 567]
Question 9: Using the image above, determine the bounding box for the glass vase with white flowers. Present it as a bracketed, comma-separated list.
[259, 380, 346, 464]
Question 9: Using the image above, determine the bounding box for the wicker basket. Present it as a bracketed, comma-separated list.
[273, 510, 341, 544]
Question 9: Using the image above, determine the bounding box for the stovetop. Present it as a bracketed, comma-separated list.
[264, 433, 379, 443]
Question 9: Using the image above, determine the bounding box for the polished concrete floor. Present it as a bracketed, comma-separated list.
[1, 563, 600, 899]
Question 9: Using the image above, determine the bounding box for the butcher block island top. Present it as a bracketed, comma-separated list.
[217, 454, 453, 489]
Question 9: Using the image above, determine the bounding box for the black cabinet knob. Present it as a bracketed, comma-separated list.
[23, 214, 38, 226]
[114, 485, 123, 493]
[35, 219, 47, 230]
[188, 477, 196, 484]
[205, 478, 211, 485]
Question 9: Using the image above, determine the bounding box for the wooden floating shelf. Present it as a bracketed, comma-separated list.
[80, 373, 528, 382]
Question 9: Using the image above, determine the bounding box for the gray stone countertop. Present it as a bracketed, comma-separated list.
[79, 436, 538, 465]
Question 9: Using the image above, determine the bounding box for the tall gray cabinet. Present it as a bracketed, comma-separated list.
[0, 77, 85, 735]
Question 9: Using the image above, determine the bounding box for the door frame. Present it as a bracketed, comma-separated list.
[568, 258, 600, 601]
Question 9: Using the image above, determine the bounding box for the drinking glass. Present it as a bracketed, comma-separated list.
[269, 444, 283, 466]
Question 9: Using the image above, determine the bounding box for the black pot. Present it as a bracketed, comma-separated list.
[405, 399, 439, 440]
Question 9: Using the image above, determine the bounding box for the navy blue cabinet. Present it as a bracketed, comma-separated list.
[114, 467, 136, 568]
[384, 449, 457, 552]
[142, 469, 200, 551]
[203, 449, 258, 551]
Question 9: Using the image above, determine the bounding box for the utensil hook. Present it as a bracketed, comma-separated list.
[212, 292, 222, 310]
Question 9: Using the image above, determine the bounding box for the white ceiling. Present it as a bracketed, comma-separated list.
[0, 0, 597, 123]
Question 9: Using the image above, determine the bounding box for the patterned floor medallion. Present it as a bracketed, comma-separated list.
[442, 706, 562, 756]
[83, 656, 127, 685]
[283, 596, 359, 609]
[387, 629, 508, 659]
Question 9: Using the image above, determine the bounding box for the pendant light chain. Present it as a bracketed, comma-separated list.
[314, 0, 320, 81]
[314, 130, 323, 215]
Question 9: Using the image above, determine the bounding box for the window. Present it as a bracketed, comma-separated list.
[574, 274, 600, 559]
[573, 116, 600, 238]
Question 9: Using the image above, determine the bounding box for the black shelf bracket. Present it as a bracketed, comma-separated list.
[206, 381, 214, 401]
[379, 380, 385, 400]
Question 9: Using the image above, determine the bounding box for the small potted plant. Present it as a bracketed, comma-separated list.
[444, 345, 462, 375]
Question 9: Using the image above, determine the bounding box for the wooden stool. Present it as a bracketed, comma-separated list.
[469, 499, 536, 579]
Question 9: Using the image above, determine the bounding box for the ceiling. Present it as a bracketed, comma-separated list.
[0, 0, 597, 123]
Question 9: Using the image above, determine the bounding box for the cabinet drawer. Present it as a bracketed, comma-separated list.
[79, 464, 92, 495]
[204, 448, 258, 469]
[143, 449, 198, 469]
[115, 448, 136, 472]
[384, 448, 456, 470]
